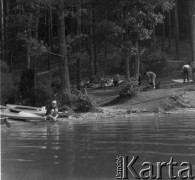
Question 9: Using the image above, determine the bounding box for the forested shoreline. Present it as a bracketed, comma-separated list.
[0, 0, 195, 109]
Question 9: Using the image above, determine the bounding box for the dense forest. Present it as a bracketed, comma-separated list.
[0, 0, 195, 108]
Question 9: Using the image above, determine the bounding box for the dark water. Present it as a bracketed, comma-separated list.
[1, 113, 195, 180]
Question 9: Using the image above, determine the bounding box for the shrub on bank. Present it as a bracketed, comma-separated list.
[119, 78, 140, 97]
[74, 91, 97, 112]
[55, 88, 97, 113]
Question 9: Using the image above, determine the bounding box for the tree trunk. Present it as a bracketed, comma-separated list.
[192, 0, 195, 81]
[129, 55, 134, 77]
[56, 0, 70, 93]
[162, 20, 165, 54]
[48, 5, 53, 70]
[134, 41, 140, 81]
[168, 10, 171, 49]
[77, 58, 81, 90]
[27, 40, 31, 68]
[27, 12, 33, 68]
[47, 5, 53, 71]
[33, 15, 39, 105]
[89, 3, 95, 82]
[77, 0, 82, 89]
[94, 40, 99, 75]
[34, 58, 37, 105]
[124, 45, 130, 80]
[192, 0, 195, 62]
[174, 0, 179, 59]
[5, 0, 10, 65]
[104, 37, 107, 59]
[93, 10, 98, 75]
[104, 4, 108, 61]
[9, 52, 12, 73]
[1, 0, 5, 61]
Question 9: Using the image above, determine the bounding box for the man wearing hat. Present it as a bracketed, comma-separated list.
[45, 100, 59, 121]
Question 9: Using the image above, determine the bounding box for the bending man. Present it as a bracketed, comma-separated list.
[144, 71, 156, 89]
[182, 64, 191, 83]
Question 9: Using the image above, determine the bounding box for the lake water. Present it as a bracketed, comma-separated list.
[1, 113, 195, 180]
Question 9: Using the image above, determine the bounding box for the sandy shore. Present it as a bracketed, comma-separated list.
[68, 84, 195, 120]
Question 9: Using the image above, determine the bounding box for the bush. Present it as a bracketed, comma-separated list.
[0, 61, 17, 104]
[74, 91, 97, 112]
[54, 88, 97, 113]
[119, 78, 140, 97]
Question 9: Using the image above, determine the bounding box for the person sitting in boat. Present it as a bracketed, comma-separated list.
[45, 100, 58, 121]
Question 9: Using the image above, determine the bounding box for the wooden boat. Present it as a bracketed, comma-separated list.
[6, 104, 46, 116]
[6, 104, 69, 118]
[0, 106, 45, 121]
[1, 117, 11, 127]
[172, 79, 193, 83]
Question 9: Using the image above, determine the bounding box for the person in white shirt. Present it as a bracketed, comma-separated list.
[144, 71, 156, 89]
[182, 64, 191, 83]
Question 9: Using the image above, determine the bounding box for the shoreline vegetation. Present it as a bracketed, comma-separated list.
[66, 83, 195, 120]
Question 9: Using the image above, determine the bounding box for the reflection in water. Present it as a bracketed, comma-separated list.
[1, 114, 195, 180]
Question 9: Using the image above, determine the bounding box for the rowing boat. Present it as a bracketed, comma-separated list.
[0, 106, 45, 121]
[6, 104, 46, 116]
[1, 117, 11, 127]
[6, 104, 69, 118]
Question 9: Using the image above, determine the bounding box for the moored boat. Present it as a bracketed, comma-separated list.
[6, 104, 69, 118]
[1, 117, 11, 127]
[0, 105, 45, 121]
[6, 104, 46, 116]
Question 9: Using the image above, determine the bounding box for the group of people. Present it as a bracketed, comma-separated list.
[113, 71, 157, 88]
[113, 63, 195, 89]
[46, 63, 194, 122]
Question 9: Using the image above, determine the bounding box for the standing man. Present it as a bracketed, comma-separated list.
[144, 71, 156, 89]
[45, 100, 59, 121]
[182, 64, 191, 83]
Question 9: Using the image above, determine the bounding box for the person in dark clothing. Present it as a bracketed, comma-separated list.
[45, 100, 58, 121]
[113, 74, 120, 87]
[182, 65, 190, 83]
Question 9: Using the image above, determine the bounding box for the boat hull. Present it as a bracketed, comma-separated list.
[6, 104, 46, 116]
[1, 106, 45, 121]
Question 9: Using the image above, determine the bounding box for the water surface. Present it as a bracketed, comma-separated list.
[1, 113, 195, 180]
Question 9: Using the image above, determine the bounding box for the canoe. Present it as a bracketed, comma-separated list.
[1, 117, 8, 124]
[172, 79, 193, 83]
[6, 104, 69, 118]
[1, 117, 11, 127]
[6, 104, 46, 116]
[0, 106, 45, 121]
